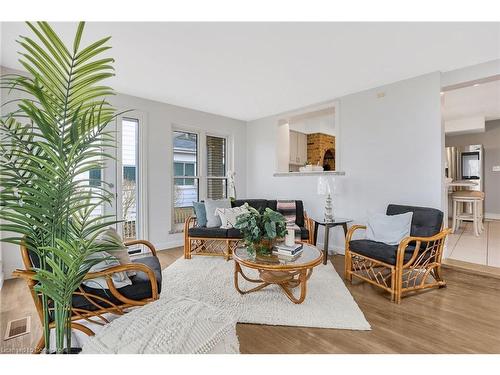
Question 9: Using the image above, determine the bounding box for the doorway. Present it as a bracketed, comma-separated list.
[442, 78, 500, 269]
[102, 113, 148, 246]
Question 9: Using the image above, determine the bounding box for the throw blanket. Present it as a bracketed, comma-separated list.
[277, 200, 301, 239]
[81, 294, 239, 354]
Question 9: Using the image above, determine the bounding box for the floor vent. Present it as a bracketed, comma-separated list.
[4, 316, 31, 341]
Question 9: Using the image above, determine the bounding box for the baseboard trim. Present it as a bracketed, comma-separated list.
[327, 246, 346, 255]
[485, 213, 500, 220]
[154, 240, 184, 251]
[443, 258, 500, 280]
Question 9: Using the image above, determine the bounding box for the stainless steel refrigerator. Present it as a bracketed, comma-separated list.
[445, 144, 484, 192]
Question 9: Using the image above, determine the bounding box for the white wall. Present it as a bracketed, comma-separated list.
[441, 59, 500, 88]
[289, 114, 335, 136]
[0, 66, 247, 280]
[445, 116, 485, 135]
[246, 72, 444, 253]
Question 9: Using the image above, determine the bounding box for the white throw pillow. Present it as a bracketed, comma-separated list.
[204, 198, 232, 228]
[215, 206, 249, 229]
[82, 251, 133, 290]
[365, 212, 413, 245]
[96, 228, 135, 276]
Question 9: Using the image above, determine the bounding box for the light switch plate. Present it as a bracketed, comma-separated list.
[493, 166, 500, 172]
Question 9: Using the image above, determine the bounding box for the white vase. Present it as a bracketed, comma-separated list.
[285, 229, 295, 246]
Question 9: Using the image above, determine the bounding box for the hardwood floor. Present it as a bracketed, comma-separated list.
[2, 247, 500, 354]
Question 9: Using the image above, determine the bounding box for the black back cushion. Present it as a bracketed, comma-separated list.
[232, 199, 268, 212]
[294, 200, 305, 227]
[386, 204, 443, 238]
[266, 200, 277, 211]
[231, 199, 305, 227]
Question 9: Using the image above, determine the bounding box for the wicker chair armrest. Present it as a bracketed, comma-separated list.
[185, 215, 197, 228]
[12, 269, 36, 280]
[346, 225, 367, 243]
[84, 262, 159, 301]
[396, 228, 451, 266]
[84, 263, 155, 281]
[400, 229, 451, 245]
[303, 212, 315, 244]
[124, 239, 157, 256]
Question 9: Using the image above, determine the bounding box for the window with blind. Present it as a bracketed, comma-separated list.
[171, 130, 229, 232]
[172, 131, 199, 232]
[206, 135, 227, 199]
[173, 131, 199, 207]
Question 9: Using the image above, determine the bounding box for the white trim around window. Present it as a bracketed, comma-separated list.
[170, 123, 233, 233]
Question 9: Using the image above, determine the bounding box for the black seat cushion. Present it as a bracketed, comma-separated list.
[70, 256, 162, 314]
[386, 204, 443, 237]
[349, 240, 416, 265]
[227, 228, 243, 238]
[188, 227, 229, 238]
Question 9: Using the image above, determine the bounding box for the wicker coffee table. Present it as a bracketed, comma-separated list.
[232, 244, 322, 304]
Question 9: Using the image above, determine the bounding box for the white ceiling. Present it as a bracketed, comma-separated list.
[1, 22, 500, 121]
[442, 79, 500, 122]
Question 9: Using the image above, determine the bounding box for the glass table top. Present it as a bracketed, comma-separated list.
[233, 243, 322, 268]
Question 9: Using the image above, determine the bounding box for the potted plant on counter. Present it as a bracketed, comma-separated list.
[234, 204, 287, 255]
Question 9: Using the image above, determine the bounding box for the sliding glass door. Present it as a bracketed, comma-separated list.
[100, 115, 146, 243]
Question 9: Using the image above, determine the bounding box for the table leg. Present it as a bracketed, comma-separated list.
[279, 269, 308, 304]
[323, 224, 330, 265]
[313, 221, 319, 246]
[234, 262, 270, 295]
[339, 223, 350, 258]
[342, 223, 348, 237]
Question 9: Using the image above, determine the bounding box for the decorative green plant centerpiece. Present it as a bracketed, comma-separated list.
[234, 204, 287, 255]
[0, 22, 121, 353]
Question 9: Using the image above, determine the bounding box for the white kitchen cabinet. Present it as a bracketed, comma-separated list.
[289, 130, 298, 164]
[289, 130, 307, 165]
[297, 132, 307, 165]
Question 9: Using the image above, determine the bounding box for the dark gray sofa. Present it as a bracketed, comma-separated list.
[183, 199, 313, 259]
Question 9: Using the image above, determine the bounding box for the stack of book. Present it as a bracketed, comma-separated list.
[272, 242, 303, 259]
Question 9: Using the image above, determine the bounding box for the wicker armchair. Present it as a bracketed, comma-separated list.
[344, 204, 450, 304]
[13, 239, 161, 353]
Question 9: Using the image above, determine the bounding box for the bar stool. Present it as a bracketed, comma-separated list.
[451, 190, 485, 236]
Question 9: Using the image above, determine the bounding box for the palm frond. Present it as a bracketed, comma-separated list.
[1, 21, 122, 353]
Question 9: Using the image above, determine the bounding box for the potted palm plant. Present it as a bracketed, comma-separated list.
[0, 22, 121, 353]
[234, 204, 287, 255]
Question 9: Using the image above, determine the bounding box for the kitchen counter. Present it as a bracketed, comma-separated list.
[446, 180, 479, 188]
[273, 171, 346, 177]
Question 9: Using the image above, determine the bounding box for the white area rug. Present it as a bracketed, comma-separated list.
[161, 257, 371, 330]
